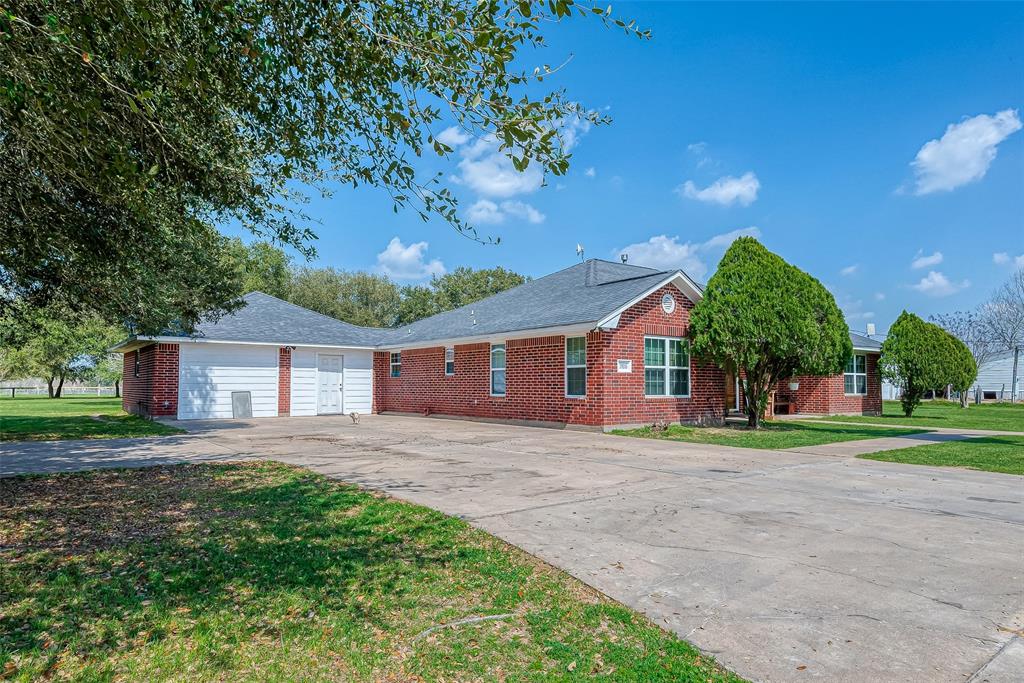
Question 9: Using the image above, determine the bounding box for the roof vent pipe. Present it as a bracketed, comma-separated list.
[621, 253, 628, 264]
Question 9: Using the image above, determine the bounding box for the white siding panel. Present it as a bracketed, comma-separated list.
[178, 344, 279, 420]
[290, 347, 373, 415]
[290, 348, 318, 416]
[343, 350, 373, 414]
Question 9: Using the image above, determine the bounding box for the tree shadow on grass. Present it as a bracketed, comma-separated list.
[0, 463, 473, 676]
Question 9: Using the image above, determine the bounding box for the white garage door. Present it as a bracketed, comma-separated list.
[178, 344, 279, 420]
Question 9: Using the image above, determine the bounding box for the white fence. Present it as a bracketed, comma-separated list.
[3, 385, 118, 397]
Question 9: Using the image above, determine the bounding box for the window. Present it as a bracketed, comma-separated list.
[844, 354, 867, 395]
[644, 337, 690, 397]
[444, 347, 455, 375]
[490, 343, 506, 396]
[565, 336, 587, 397]
[133, 350, 140, 377]
[390, 352, 401, 378]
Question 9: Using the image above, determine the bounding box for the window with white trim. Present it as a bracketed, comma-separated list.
[644, 337, 690, 397]
[565, 336, 586, 397]
[490, 343, 506, 396]
[390, 352, 401, 378]
[844, 354, 867, 395]
[444, 347, 455, 375]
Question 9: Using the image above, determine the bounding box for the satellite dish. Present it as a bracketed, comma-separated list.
[576, 243, 585, 261]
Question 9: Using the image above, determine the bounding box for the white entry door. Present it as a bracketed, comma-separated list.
[317, 355, 343, 414]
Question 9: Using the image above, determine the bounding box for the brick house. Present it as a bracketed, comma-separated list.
[112, 259, 881, 427]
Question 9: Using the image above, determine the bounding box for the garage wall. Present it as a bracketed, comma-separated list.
[289, 347, 374, 416]
[178, 343, 279, 420]
[342, 350, 373, 414]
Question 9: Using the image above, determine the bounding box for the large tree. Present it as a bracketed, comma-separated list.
[288, 268, 402, 328]
[223, 239, 293, 299]
[983, 269, 1024, 351]
[881, 311, 976, 416]
[930, 311, 993, 407]
[397, 266, 529, 324]
[0, 304, 121, 398]
[1, 1, 644, 332]
[689, 237, 851, 428]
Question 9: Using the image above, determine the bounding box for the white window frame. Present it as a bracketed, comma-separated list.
[444, 346, 455, 376]
[643, 336, 691, 398]
[390, 351, 401, 378]
[565, 336, 587, 398]
[490, 343, 506, 397]
[844, 353, 867, 396]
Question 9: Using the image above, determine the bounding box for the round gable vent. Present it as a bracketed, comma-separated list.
[661, 292, 676, 314]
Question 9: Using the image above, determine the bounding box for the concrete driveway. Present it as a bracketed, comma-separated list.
[3, 415, 1022, 682]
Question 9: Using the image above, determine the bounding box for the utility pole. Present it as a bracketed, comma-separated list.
[1012, 345, 1020, 404]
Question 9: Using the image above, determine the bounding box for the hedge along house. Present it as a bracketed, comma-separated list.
[112, 259, 881, 427]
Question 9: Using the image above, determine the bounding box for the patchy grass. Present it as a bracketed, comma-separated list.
[0, 463, 743, 682]
[859, 435, 1024, 475]
[610, 421, 927, 450]
[815, 400, 1024, 433]
[0, 395, 182, 441]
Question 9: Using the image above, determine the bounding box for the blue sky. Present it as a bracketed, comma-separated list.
[228, 1, 1023, 334]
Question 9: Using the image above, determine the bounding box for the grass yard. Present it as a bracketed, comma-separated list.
[815, 400, 1024, 433]
[0, 462, 742, 682]
[610, 420, 927, 450]
[859, 435, 1024, 475]
[0, 395, 182, 441]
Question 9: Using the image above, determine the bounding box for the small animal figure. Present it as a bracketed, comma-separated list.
[349, 412, 360, 424]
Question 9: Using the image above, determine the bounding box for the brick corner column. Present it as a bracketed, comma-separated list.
[278, 347, 292, 416]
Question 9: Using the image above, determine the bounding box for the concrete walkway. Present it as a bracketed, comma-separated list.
[2, 415, 1022, 682]
[785, 430, 983, 457]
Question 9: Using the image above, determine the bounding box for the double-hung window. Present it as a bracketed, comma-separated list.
[565, 336, 587, 397]
[490, 343, 506, 396]
[390, 352, 401, 378]
[644, 337, 690, 397]
[844, 354, 867, 395]
[444, 347, 455, 375]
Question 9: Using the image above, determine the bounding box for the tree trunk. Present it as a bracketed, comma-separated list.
[115, 379, 121, 398]
[54, 373, 65, 399]
[47, 376, 55, 398]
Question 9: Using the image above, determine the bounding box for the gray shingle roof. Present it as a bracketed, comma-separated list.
[187, 292, 389, 347]
[389, 259, 674, 346]
[850, 331, 882, 351]
[134, 259, 682, 350]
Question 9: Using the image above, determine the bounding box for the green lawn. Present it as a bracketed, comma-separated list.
[610, 421, 927, 450]
[815, 400, 1024, 433]
[0, 395, 182, 441]
[859, 435, 1024, 475]
[0, 462, 742, 682]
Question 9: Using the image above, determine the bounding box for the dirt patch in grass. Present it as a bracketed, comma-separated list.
[0, 462, 743, 682]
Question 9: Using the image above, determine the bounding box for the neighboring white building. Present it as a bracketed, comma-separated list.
[972, 349, 1022, 402]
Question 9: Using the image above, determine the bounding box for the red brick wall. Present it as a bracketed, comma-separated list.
[598, 286, 724, 426]
[773, 352, 882, 416]
[278, 347, 291, 416]
[121, 343, 179, 417]
[373, 285, 725, 428]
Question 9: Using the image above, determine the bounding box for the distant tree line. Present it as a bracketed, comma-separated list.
[224, 239, 529, 328]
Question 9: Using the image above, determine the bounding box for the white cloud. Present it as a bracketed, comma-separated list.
[615, 227, 761, 281]
[584, 167, 596, 178]
[910, 250, 943, 269]
[910, 271, 970, 297]
[455, 136, 544, 198]
[465, 199, 545, 225]
[435, 126, 470, 147]
[874, 292, 886, 301]
[840, 264, 859, 276]
[993, 252, 1024, 268]
[910, 109, 1022, 195]
[678, 172, 760, 207]
[375, 237, 446, 281]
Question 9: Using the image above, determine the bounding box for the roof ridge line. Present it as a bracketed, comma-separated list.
[245, 291, 389, 332]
